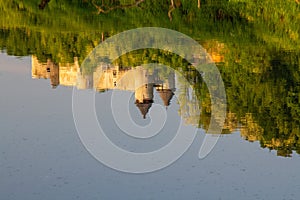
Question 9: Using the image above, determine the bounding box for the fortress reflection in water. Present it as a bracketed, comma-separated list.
[30, 55, 299, 157]
[31, 55, 177, 119]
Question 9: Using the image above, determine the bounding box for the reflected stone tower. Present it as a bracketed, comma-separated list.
[134, 68, 154, 119]
[135, 84, 154, 119]
[31, 56, 59, 88]
[156, 71, 175, 107]
[49, 62, 59, 89]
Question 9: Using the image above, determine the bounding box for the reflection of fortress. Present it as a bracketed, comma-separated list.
[31, 56, 175, 119]
[31, 56, 80, 88]
[93, 64, 176, 118]
[31, 38, 298, 157]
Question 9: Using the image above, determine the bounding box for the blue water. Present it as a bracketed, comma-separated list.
[0, 53, 300, 200]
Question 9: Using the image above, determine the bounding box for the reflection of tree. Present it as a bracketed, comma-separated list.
[91, 0, 145, 14]
[39, 0, 51, 10]
[109, 48, 300, 157]
[0, 28, 105, 65]
[220, 46, 300, 157]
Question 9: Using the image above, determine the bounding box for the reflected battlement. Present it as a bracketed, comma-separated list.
[31, 56, 80, 88]
[93, 64, 176, 119]
[31, 56, 176, 119]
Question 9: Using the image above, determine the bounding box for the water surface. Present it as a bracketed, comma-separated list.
[1, 1, 300, 199]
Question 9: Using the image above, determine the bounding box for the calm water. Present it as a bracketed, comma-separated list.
[1, 1, 300, 200]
